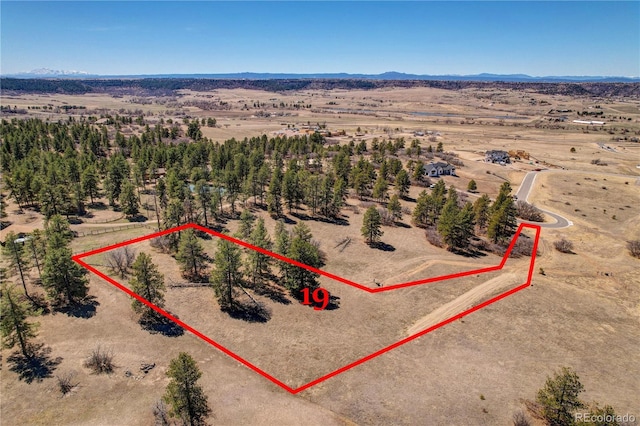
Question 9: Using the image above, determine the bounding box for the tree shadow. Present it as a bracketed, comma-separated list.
[282, 216, 297, 225]
[395, 221, 411, 229]
[223, 300, 271, 323]
[253, 283, 291, 305]
[88, 201, 108, 210]
[7, 343, 62, 383]
[55, 296, 99, 319]
[139, 312, 185, 337]
[451, 247, 488, 258]
[371, 241, 396, 252]
[127, 214, 148, 223]
[290, 212, 350, 226]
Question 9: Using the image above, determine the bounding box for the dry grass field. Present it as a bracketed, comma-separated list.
[1, 86, 639, 425]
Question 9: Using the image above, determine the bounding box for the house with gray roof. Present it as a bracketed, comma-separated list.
[424, 161, 456, 177]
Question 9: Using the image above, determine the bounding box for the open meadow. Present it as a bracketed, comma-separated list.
[1, 84, 639, 425]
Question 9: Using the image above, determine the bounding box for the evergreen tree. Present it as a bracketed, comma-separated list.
[395, 169, 410, 199]
[176, 229, 208, 280]
[387, 194, 402, 221]
[2, 232, 30, 300]
[412, 161, 425, 182]
[536, 367, 585, 426]
[194, 180, 211, 228]
[210, 236, 243, 309]
[129, 252, 165, 320]
[41, 246, 88, 306]
[437, 187, 461, 248]
[267, 165, 283, 217]
[1, 285, 39, 359]
[245, 218, 273, 287]
[237, 209, 255, 241]
[163, 352, 211, 426]
[362, 206, 383, 244]
[372, 175, 389, 202]
[44, 214, 73, 250]
[473, 194, 491, 232]
[487, 183, 517, 244]
[285, 223, 321, 296]
[467, 179, 477, 192]
[119, 181, 139, 218]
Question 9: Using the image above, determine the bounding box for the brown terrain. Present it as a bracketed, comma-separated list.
[1, 85, 639, 425]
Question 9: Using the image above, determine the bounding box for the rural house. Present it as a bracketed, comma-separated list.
[485, 150, 510, 164]
[424, 161, 456, 177]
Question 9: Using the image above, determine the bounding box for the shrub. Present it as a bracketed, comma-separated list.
[105, 246, 136, 278]
[510, 236, 535, 258]
[628, 240, 640, 258]
[425, 227, 444, 248]
[84, 345, 115, 374]
[570, 147, 576, 153]
[554, 238, 574, 253]
[512, 410, 531, 426]
[516, 201, 544, 222]
[150, 235, 172, 253]
[56, 371, 78, 396]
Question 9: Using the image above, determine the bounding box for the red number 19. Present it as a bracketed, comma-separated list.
[301, 287, 330, 311]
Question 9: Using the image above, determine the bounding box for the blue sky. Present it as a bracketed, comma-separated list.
[1, 1, 638, 76]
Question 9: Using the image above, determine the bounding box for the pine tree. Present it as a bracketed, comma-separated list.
[129, 253, 165, 320]
[210, 236, 243, 309]
[237, 209, 255, 241]
[372, 175, 389, 202]
[387, 194, 402, 221]
[44, 214, 74, 250]
[2, 232, 31, 300]
[285, 223, 321, 296]
[452, 203, 475, 250]
[467, 179, 477, 192]
[437, 187, 461, 249]
[245, 218, 273, 287]
[41, 246, 88, 306]
[1, 285, 39, 359]
[176, 229, 208, 280]
[267, 165, 283, 217]
[395, 169, 410, 199]
[119, 181, 139, 218]
[536, 367, 585, 426]
[194, 180, 211, 228]
[163, 352, 211, 426]
[473, 194, 491, 231]
[487, 201, 517, 244]
[362, 206, 383, 244]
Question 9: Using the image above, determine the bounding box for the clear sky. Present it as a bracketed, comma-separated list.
[1, 1, 638, 77]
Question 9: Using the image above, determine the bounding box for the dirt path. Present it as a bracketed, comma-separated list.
[406, 272, 521, 336]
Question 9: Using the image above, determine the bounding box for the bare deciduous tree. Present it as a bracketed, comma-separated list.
[84, 345, 115, 374]
[516, 201, 544, 222]
[554, 238, 574, 254]
[512, 410, 531, 426]
[105, 247, 136, 278]
[627, 240, 640, 258]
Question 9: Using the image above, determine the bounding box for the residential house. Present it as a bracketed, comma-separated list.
[485, 150, 510, 164]
[424, 161, 456, 177]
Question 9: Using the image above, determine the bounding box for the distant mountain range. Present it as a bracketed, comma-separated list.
[4, 69, 639, 83]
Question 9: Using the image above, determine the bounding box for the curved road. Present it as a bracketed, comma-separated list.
[515, 171, 572, 229]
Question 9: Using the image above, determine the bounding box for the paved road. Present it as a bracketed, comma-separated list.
[515, 171, 572, 229]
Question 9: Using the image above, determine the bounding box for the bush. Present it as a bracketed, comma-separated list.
[378, 208, 395, 226]
[628, 240, 640, 258]
[56, 371, 78, 396]
[510, 236, 535, 258]
[84, 345, 115, 374]
[425, 227, 444, 248]
[512, 410, 531, 426]
[516, 201, 544, 222]
[554, 238, 574, 253]
[150, 235, 172, 253]
[105, 246, 136, 278]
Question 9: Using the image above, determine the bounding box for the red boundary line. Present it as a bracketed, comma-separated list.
[73, 222, 541, 394]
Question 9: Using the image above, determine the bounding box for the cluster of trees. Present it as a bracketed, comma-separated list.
[137, 214, 323, 317]
[412, 181, 517, 252]
[1, 215, 88, 359]
[532, 366, 623, 426]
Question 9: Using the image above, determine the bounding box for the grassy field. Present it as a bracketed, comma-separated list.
[1, 86, 639, 425]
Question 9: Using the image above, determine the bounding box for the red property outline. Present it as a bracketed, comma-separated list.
[73, 222, 541, 394]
